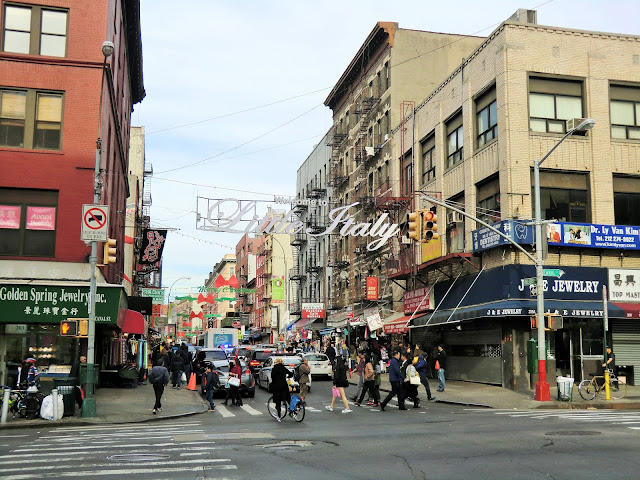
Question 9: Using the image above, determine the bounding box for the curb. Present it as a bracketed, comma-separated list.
[0, 407, 209, 430]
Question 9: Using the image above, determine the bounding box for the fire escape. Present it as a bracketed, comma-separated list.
[289, 202, 307, 317]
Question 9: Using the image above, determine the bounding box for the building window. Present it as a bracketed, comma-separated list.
[2, 4, 68, 57]
[610, 84, 640, 140]
[446, 112, 463, 168]
[384, 62, 390, 91]
[0, 188, 58, 257]
[447, 193, 465, 254]
[476, 175, 501, 224]
[0, 88, 63, 150]
[529, 76, 583, 133]
[476, 86, 497, 147]
[613, 176, 640, 226]
[421, 133, 435, 184]
[534, 171, 590, 223]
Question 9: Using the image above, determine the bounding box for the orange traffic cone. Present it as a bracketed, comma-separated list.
[187, 372, 197, 391]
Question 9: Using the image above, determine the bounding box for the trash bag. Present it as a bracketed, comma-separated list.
[40, 394, 64, 421]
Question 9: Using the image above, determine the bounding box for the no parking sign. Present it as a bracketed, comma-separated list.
[81, 205, 109, 241]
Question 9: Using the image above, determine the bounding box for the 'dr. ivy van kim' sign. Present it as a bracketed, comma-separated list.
[203, 199, 399, 251]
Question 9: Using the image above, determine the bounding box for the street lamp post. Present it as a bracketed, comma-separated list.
[83, 40, 115, 418]
[534, 118, 595, 401]
[269, 235, 289, 336]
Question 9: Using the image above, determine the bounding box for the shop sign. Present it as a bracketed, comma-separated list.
[515, 266, 605, 301]
[472, 220, 534, 253]
[366, 277, 378, 300]
[0, 205, 21, 229]
[302, 303, 325, 319]
[0, 284, 122, 324]
[365, 309, 384, 331]
[141, 288, 165, 304]
[404, 287, 433, 315]
[27, 206, 56, 230]
[349, 316, 365, 327]
[5, 324, 28, 334]
[421, 236, 442, 263]
[608, 269, 640, 302]
[546, 222, 640, 250]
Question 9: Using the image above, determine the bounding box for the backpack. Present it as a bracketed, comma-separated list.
[294, 365, 302, 382]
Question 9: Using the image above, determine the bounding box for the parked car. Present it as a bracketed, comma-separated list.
[193, 348, 227, 384]
[257, 355, 307, 392]
[200, 359, 255, 398]
[302, 353, 333, 379]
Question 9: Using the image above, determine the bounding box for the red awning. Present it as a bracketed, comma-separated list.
[122, 309, 148, 335]
[612, 303, 640, 319]
[383, 315, 412, 334]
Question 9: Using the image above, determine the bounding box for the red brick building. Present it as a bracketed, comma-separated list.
[0, 0, 144, 381]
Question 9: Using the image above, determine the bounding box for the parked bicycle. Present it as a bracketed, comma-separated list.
[578, 369, 627, 400]
[266, 394, 305, 422]
[1, 384, 45, 419]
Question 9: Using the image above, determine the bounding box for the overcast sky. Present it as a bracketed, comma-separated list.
[134, 0, 639, 298]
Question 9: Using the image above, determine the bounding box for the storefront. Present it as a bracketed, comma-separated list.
[411, 265, 629, 390]
[0, 282, 127, 388]
[609, 268, 640, 385]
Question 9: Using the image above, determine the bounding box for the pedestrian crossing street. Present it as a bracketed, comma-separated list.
[469, 408, 640, 432]
[0, 421, 247, 479]
[209, 397, 411, 418]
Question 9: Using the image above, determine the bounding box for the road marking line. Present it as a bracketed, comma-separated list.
[0, 459, 232, 474]
[0, 464, 238, 479]
[216, 406, 236, 418]
[0, 446, 221, 461]
[239, 404, 263, 416]
[50, 422, 201, 432]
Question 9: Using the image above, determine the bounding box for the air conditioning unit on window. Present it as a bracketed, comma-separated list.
[447, 212, 464, 224]
[365, 146, 375, 157]
[566, 118, 587, 132]
[384, 134, 389, 142]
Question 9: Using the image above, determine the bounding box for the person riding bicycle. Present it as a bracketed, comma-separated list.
[270, 358, 293, 422]
[25, 358, 40, 388]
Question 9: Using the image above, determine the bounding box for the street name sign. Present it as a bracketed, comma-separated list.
[81, 205, 109, 241]
[543, 269, 565, 278]
[522, 277, 537, 286]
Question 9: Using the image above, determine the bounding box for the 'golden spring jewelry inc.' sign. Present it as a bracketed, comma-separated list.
[200, 198, 400, 251]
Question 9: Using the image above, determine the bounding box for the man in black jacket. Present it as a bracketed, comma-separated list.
[203, 365, 218, 411]
[171, 349, 184, 389]
[148, 360, 169, 415]
[325, 343, 336, 369]
[435, 345, 447, 392]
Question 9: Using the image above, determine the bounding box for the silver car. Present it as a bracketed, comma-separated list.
[257, 355, 307, 392]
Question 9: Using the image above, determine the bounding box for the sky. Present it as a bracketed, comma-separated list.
[134, 0, 640, 298]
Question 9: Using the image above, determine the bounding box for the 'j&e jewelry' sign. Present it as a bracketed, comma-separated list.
[201, 198, 400, 251]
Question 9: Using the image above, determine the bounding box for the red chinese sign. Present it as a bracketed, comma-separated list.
[366, 277, 378, 300]
[301, 303, 325, 319]
[0, 205, 21, 229]
[404, 287, 432, 315]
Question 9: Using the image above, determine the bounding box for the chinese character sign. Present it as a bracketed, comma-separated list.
[0, 205, 21, 229]
[366, 277, 378, 300]
[139, 229, 167, 270]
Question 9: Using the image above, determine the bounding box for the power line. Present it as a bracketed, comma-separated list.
[146, 87, 331, 135]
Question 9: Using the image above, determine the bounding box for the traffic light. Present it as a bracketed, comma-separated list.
[103, 238, 117, 264]
[406, 211, 422, 241]
[422, 211, 439, 242]
[78, 318, 89, 337]
[60, 320, 78, 336]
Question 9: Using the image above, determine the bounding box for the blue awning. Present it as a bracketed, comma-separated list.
[413, 299, 626, 327]
[319, 328, 335, 336]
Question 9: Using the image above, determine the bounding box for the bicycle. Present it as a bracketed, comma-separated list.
[578, 369, 627, 400]
[266, 394, 305, 422]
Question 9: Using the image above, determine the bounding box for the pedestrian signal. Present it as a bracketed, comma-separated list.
[103, 238, 117, 264]
[406, 211, 422, 242]
[60, 320, 79, 336]
[422, 211, 439, 242]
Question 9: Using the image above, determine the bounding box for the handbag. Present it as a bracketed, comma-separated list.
[435, 360, 440, 371]
[228, 376, 241, 387]
[181, 372, 187, 382]
[331, 386, 340, 398]
[410, 373, 421, 385]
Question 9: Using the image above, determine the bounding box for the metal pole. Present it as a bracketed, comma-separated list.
[534, 159, 550, 401]
[1, 388, 10, 424]
[603, 285, 610, 400]
[51, 388, 59, 421]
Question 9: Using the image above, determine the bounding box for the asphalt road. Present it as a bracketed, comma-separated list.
[1, 378, 640, 479]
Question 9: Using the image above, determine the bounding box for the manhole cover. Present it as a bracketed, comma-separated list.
[259, 441, 313, 450]
[545, 431, 602, 436]
[107, 454, 170, 462]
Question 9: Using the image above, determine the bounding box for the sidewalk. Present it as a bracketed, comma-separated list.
[349, 372, 640, 410]
[0, 382, 209, 430]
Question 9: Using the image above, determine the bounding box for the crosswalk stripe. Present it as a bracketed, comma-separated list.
[0, 447, 222, 464]
[0, 464, 238, 480]
[216, 405, 235, 418]
[0, 459, 233, 474]
[50, 422, 202, 433]
[239, 404, 263, 416]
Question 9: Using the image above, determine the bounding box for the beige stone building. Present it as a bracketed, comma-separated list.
[324, 22, 485, 330]
[391, 11, 640, 390]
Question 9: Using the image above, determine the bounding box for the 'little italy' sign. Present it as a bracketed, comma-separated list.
[202, 198, 400, 251]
